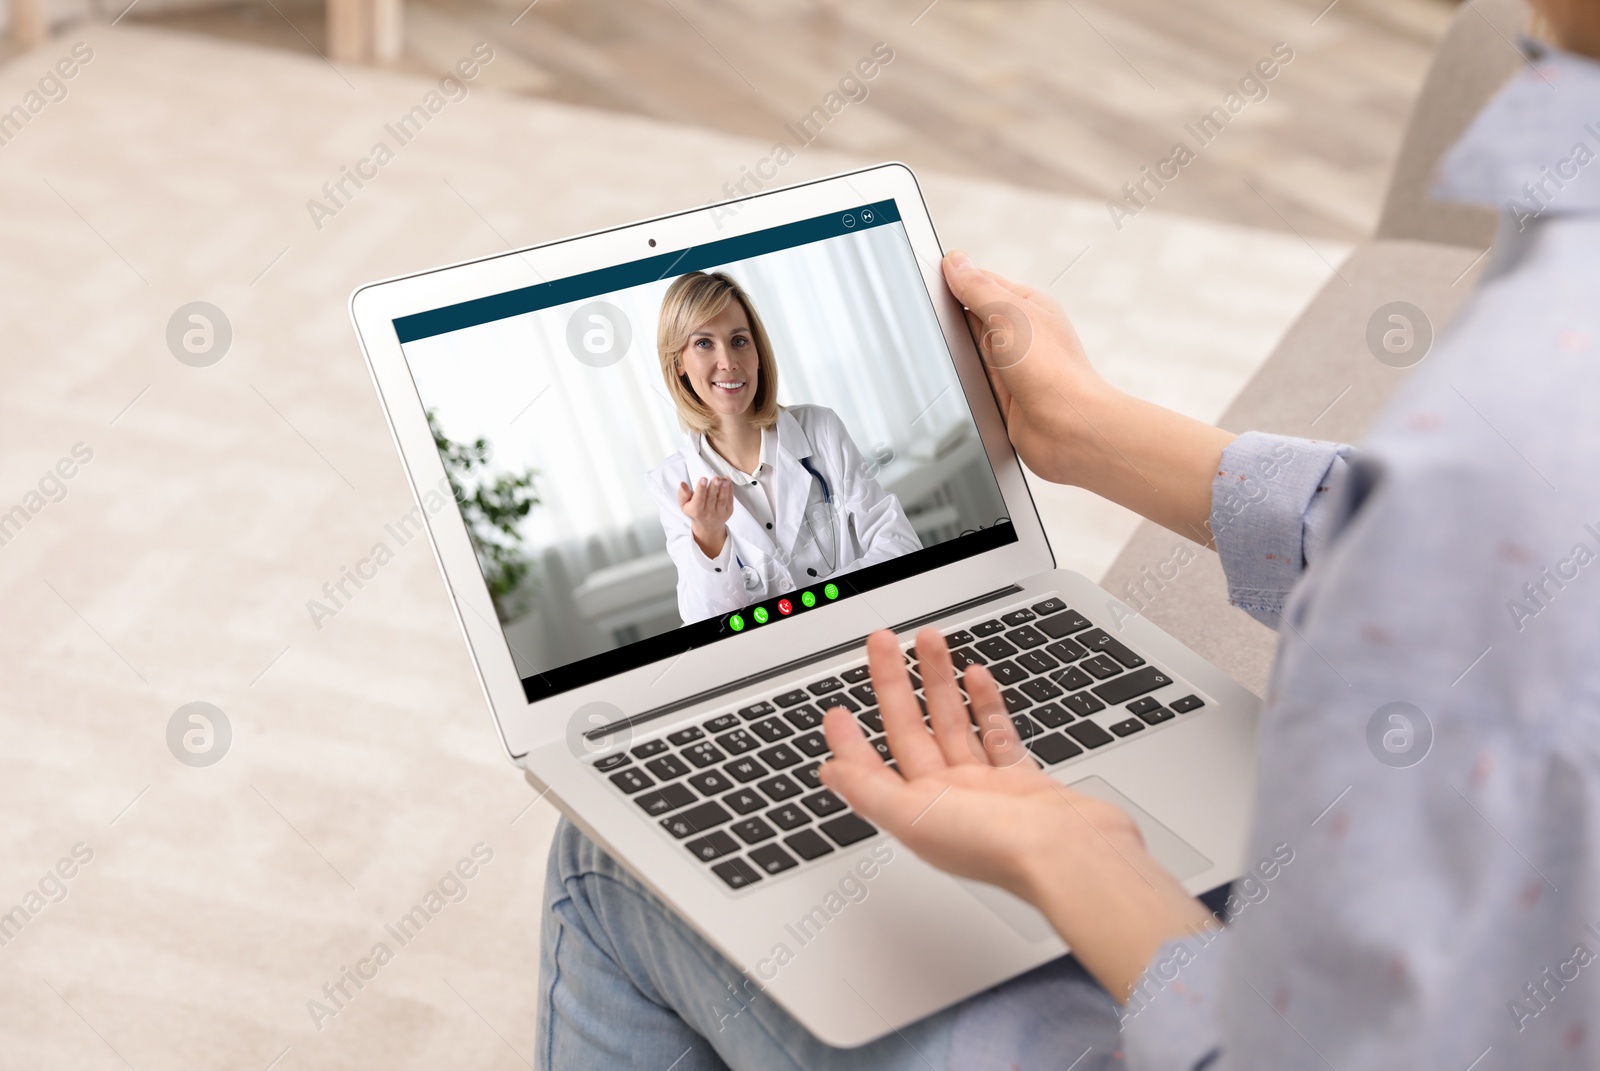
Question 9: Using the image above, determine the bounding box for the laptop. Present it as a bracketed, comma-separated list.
[350, 163, 1259, 1047]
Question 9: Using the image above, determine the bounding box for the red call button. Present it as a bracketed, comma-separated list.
[777, 598, 793, 615]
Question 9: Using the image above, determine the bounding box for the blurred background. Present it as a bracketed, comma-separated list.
[0, 0, 1486, 1067]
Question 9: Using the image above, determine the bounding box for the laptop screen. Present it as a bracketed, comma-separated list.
[396, 200, 1013, 702]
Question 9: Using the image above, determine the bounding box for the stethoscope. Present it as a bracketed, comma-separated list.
[735, 456, 838, 584]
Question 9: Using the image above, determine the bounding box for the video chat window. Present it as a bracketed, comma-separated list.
[398, 203, 1013, 701]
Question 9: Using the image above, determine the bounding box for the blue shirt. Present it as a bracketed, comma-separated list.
[1122, 41, 1600, 1070]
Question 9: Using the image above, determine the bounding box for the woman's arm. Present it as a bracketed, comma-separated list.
[942, 253, 1235, 549]
[815, 408, 922, 569]
[646, 467, 748, 623]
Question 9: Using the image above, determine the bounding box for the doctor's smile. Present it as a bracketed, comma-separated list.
[648, 270, 923, 624]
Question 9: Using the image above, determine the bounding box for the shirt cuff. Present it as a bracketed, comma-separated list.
[1209, 432, 1352, 628]
[690, 530, 736, 575]
[1120, 928, 1229, 1071]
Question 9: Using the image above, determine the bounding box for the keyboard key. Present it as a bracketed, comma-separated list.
[1001, 688, 1032, 713]
[1010, 713, 1042, 739]
[704, 713, 741, 734]
[1064, 720, 1114, 749]
[785, 829, 835, 861]
[807, 677, 844, 696]
[686, 830, 740, 861]
[635, 783, 696, 815]
[711, 857, 762, 888]
[820, 813, 877, 846]
[906, 670, 923, 690]
[794, 762, 823, 790]
[1075, 629, 1146, 669]
[773, 690, 810, 708]
[1028, 732, 1084, 765]
[609, 768, 653, 794]
[944, 628, 975, 647]
[731, 817, 778, 844]
[971, 619, 1006, 637]
[645, 754, 690, 781]
[793, 731, 831, 758]
[723, 788, 766, 814]
[976, 635, 1021, 662]
[801, 789, 848, 817]
[1015, 650, 1059, 675]
[987, 660, 1027, 685]
[738, 701, 776, 721]
[724, 757, 769, 783]
[749, 844, 799, 875]
[840, 665, 872, 684]
[949, 647, 987, 670]
[757, 743, 802, 769]
[1037, 609, 1092, 638]
[856, 708, 884, 734]
[758, 774, 803, 801]
[1137, 705, 1176, 725]
[1032, 702, 1073, 728]
[850, 682, 877, 706]
[1001, 608, 1036, 626]
[868, 738, 893, 762]
[594, 753, 631, 772]
[661, 801, 731, 838]
[1064, 692, 1106, 717]
[1080, 655, 1122, 680]
[1045, 638, 1088, 663]
[687, 769, 734, 796]
[631, 739, 669, 759]
[1092, 667, 1174, 705]
[1008, 624, 1047, 650]
[716, 728, 759, 755]
[1109, 717, 1145, 737]
[1050, 666, 1093, 692]
[1170, 694, 1205, 714]
[749, 717, 794, 743]
[784, 705, 823, 730]
[1019, 678, 1063, 703]
[685, 743, 726, 769]
[1126, 697, 1161, 716]
[667, 726, 705, 747]
[768, 803, 812, 830]
[1031, 597, 1067, 616]
[821, 694, 860, 713]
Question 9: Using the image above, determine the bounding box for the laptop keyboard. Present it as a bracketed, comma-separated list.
[590, 595, 1206, 890]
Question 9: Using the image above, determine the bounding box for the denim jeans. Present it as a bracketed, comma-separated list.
[536, 818, 1125, 1071]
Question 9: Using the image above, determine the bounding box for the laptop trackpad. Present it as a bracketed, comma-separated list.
[955, 775, 1213, 944]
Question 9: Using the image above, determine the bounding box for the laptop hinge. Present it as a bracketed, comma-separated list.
[584, 583, 1024, 741]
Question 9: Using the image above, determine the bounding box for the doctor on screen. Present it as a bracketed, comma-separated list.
[646, 271, 923, 625]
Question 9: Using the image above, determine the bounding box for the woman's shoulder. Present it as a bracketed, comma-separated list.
[782, 403, 845, 435]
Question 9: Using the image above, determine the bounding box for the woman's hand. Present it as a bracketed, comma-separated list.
[819, 626, 1216, 1002]
[942, 251, 1235, 547]
[678, 477, 734, 558]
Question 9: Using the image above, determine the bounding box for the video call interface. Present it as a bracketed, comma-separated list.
[397, 201, 1014, 702]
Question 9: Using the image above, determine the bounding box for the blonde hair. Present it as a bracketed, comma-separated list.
[657, 271, 780, 435]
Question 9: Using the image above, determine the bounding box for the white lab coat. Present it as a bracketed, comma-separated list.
[646, 405, 922, 624]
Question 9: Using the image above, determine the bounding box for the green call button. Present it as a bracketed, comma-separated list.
[753, 606, 769, 624]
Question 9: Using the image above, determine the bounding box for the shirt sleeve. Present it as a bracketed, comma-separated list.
[1208, 431, 1355, 628]
[1120, 930, 1230, 1071]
